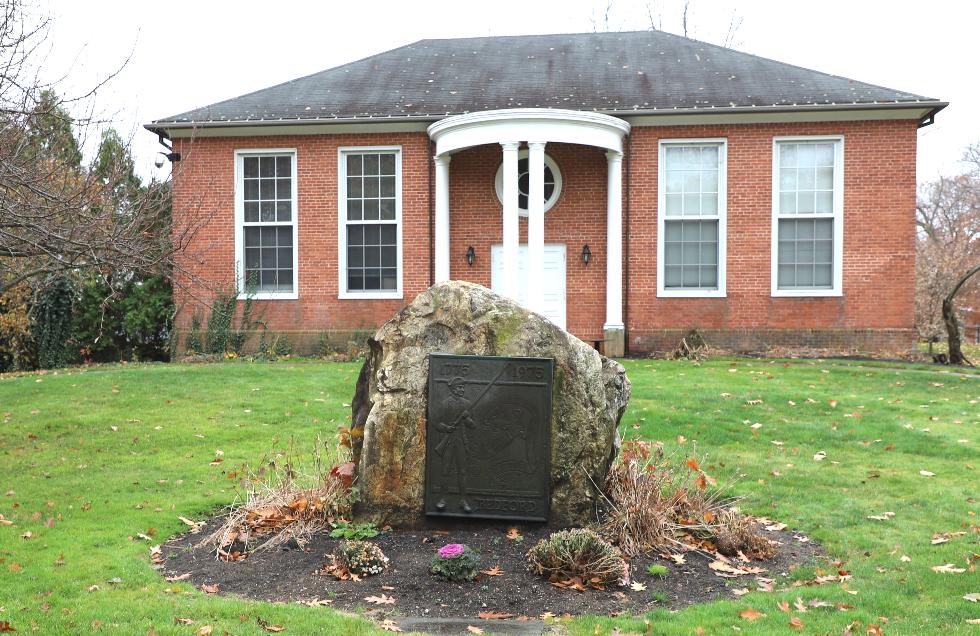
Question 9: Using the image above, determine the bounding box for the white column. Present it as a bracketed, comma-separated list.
[527, 141, 547, 313]
[604, 150, 624, 330]
[500, 142, 520, 300]
[434, 154, 451, 283]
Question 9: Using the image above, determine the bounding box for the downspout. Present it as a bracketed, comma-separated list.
[623, 134, 632, 356]
[428, 137, 435, 286]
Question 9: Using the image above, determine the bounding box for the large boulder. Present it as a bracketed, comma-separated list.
[350, 281, 630, 527]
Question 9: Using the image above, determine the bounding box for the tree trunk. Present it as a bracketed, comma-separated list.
[943, 263, 980, 365]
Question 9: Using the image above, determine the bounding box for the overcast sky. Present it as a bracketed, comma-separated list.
[41, 0, 976, 183]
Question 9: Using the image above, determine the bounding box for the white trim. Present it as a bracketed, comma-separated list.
[604, 150, 625, 331]
[656, 138, 728, 298]
[166, 122, 430, 138]
[770, 135, 845, 297]
[626, 106, 936, 128]
[493, 149, 563, 215]
[337, 145, 404, 300]
[427, 108, 630, 156]
[233, 148, 299, 301]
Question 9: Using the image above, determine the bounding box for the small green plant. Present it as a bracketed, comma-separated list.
[186, 312, 203, 353]
[315, 332, 335, 358]
[430, 543, 480, 582]
[329, 521, 379, 541]
[272, 333, 293, 356]
[651, 590, 669, 603]
[646, 564, 668, 578]
[527, 528, 627, 585]
[335, 539, 389, 577]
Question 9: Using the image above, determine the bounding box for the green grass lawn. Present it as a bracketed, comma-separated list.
[0, 358, 976, 635]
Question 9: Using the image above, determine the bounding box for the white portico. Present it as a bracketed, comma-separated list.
[427, 109, 631, 355]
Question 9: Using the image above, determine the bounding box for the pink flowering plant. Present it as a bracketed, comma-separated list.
[430, 543, 480, 582]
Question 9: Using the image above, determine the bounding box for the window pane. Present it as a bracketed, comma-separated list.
[260, 201, 275, 222]
[363, 154, 380, 175]
[245, 227, 260, 246]
[379, 199, 395, 220]
[244, 157, 259, 178]
[365, 246, 380, 267]
[664, 265, 682, 287]
[379, 153, 395, 175]
[277, 201, 291, 222]
[276, 156, 291, 177]
[381, 245, 396, 267]
[665, 193, 683, 216]
[260, 156, 275, 177]
[365, 177, 380, 198]
[260, 179, 275, 199]
[348, 270, 363, 291]
[347, 154, 362, 176]
[815, 191, 833, 214]
[277, 178, 291, 199]
[814, 143, 835, 166]
[816, 167, 833, 190]
[363, 199, 379, 220]
[814, 264, 832, 287]
[277, 226, 292, 247]
[245, 248, 259, 268]
[380, 224, 396, 244]
[347, 177, 362, 198]
[381, 269, 397, 290]
[244, 179, 259, 200]
[244, 202, 259, 222]
[364, 225, 380, 245]
[347, 200, 362, 221]
[701, 194, 717, 215]
[348, 246, 363, 267]
[683, 193, 700, 215]
[779, 192, 797, 214]
[380, 176, 395, 197]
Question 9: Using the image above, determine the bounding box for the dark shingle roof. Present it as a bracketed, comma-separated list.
[150, 31, 941, 127]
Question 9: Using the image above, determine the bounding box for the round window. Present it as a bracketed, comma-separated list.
[494, 152, 563, 215]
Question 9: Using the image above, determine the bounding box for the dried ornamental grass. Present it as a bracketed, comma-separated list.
[599, 440, 770, 558]
[714, 508, 778, 559]
[527, 528, 627, 585]
[200, 439, 353, 559]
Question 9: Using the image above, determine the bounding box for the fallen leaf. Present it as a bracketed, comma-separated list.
[788, 616, 804, 630]
[739, 607, 765, 621]
[196, 627, 213, 635]
[477, 611, 514, 619]
[867, 512, 895, 521]
[686, 458, 701, 471]
[813, 451, 827, 461]
[932, 563, 966, 574]
[165, 572, 192, 582]
[200, 583, 219, 594]
[630, 581, 647, 591]
[365, 594, 395, 605]
[920, 470, 935, 477]
[480, 566, 504, 577]
[793, 597, 807, 613]
[257, 617, 284, 632]
[466, 627, 484, 634]
[174, 618, 194, 625]
[964, 593, 979, 603]
[539, 612, 556, 620]
[379, 619, 403, 632]
[776, 601, 790, 612]
[505, 527, 521, 540]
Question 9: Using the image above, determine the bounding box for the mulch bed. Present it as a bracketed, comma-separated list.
[161, 516, 826, 624]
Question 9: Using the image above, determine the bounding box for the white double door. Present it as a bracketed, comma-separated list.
[490, 243, 567, 330]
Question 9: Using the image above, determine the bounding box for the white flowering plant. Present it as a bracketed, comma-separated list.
[336, 539, 389, 577]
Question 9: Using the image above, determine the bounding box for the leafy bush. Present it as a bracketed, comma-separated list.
[203, 291, 236, 354]
[72, 275, 173, 362]
[329, 521, 379, 541]
[186, 312, 203, 353]
[527, 528, 626, 585]
[0, 283, 35, 372]
[31, 276, 74, 368]
[430, 543, 480, 582]
[336, 539, 389, 577]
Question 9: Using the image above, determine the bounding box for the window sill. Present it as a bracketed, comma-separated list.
[238, 292, 299, 301]
[771, 289, 842, 298]
[657, 289, 726, 299]
[338, 291, 404, 300]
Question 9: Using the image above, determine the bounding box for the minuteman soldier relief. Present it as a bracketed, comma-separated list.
[425, 353, 553, 522]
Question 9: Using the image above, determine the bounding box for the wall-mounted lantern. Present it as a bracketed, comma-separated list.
[466, 246, 475, 266]
[581, 244, 592, 265]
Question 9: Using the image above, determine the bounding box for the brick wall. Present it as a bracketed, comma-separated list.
[170, 118, 919, 355]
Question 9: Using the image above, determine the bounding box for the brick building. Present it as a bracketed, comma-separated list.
[148, 31, 946, 356]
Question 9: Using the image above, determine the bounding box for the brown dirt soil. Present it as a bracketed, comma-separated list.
[161, 516, 825, 622]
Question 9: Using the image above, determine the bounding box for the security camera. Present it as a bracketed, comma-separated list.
[154, 154, 165, 169]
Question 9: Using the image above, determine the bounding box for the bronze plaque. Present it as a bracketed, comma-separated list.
[425, 353, 553, 522]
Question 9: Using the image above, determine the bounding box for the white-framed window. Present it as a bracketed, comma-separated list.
[337, 146, 402, 299]
[493, 151, 563, 215]
[657, 139, 727, 297]
[771, 136, 844, 296]
[234, 149, 298, 300]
